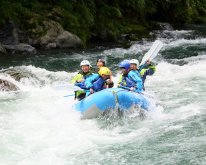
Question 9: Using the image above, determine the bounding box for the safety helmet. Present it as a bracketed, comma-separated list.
[118, 60, 130, 70]
[130, 59, 139, 67]
[80, 60, 92, 67]
[98, 67, 111, 76]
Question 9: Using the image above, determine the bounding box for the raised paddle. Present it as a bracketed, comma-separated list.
[139, 40, 163, 71]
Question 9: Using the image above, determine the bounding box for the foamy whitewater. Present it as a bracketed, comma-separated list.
[0, 27, 206, 164]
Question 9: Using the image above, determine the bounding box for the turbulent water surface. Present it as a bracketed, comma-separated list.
[0, 25, 206, 165]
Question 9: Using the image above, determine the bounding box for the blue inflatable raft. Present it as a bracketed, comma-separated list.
[74, 88, 150, 119]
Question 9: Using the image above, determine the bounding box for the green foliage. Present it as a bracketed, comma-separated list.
[0, 0, 206, 44]
[119, 0, 145, 11]
[0, 1, 15, 24]
[149, 0, 206, 25]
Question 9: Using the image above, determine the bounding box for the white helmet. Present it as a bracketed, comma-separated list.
[130, 59, 139, 67]
[80, 60, 92, 67]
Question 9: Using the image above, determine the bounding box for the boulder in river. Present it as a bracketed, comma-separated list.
[0, 79, 19, 92]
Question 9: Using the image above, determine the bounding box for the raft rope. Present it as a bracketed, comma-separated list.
[110, 88, 128, 104]
[112, 91, 119, 104]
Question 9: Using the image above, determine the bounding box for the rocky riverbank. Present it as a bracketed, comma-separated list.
[0, 20, 83, 55]
[1, 1, 205, 55]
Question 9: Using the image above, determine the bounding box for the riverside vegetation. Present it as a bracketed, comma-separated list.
[0, 0, 206, 53]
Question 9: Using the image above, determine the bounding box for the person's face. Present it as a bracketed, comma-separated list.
[120, 68, 127, 75]
[130, 63, 137, 70]
[97, 61, 104, 69]
[102, 74, 110, 80]
[81, 65, 90, 73]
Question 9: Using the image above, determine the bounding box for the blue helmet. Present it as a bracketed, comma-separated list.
[119, 60, 130, 70]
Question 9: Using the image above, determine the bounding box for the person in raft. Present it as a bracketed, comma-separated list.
[96, 57, 113, 88]
[118, 60, 143, 93]
[82, 66, 112, 95]
[130, 59, 156, 90]
[71, 60, 93, 101]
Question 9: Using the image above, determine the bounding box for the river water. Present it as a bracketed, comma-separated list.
[0, 25, 206, 165]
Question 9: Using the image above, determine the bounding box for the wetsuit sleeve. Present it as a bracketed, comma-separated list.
[84, 74, 99, 89]
[117, 74, 123, 87]
[146, 64, 156, 75]
[140, 63, 156, 77]
[71, 73, 83, 84]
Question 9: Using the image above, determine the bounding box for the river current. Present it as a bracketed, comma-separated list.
[0, 25, 206, 165]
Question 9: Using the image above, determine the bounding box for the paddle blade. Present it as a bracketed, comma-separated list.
[140, 40, 163, 66]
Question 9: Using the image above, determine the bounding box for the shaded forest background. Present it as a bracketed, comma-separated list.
[0, 0, 206, 46]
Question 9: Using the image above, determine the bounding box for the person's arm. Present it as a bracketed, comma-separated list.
[146, 62, 156, 75]
[105, 74, 113, 88]
[117, 74, 123, 87]
[71, 73, 83, 84]
[84, 73, 99, 89]
[140, 61, 156, 77]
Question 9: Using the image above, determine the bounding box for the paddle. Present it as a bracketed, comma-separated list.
[139, 40, 163, 71]
[64, 89, 91, 97]
[53, 83, 81, 90]
[60, 81, 91, 98]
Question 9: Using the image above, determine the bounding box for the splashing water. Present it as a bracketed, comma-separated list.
[1, 26, 206, 164]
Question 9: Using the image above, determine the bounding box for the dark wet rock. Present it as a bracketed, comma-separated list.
[45, 43, 57, 49]
[2, 43, 36, 55]
[56, 31, 82, 48]
[0, 20, 29, 45]
[151, 22, 174, 31]
[39, 20, 64, 46]
[0, 67, 46, 87]
[90, 29, 117, 43]
[0, 20, 83, 53]
[0, 44, 7, 55]
[158, 23, 174, 30]
[1, 68, 36, 81]
[0, 20, 36, 55]
[0, 79, 19, 91]
[32, 20, 83, 49]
